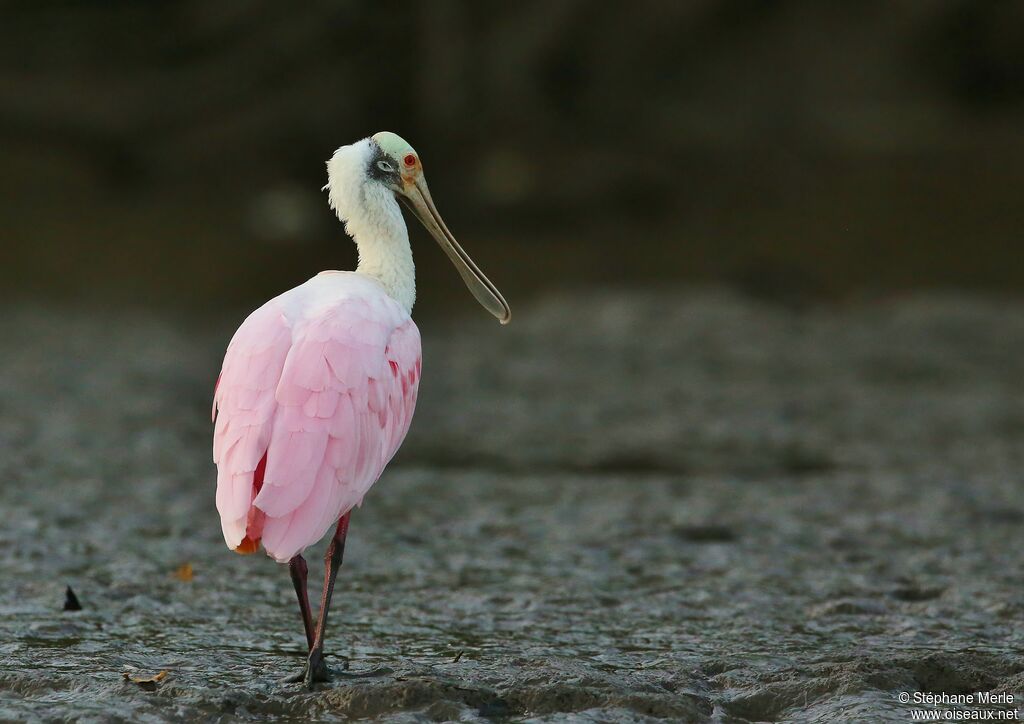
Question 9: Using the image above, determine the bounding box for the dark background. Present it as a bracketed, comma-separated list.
[3, 1, 1023, 319]
[3, 5, 1024, 719]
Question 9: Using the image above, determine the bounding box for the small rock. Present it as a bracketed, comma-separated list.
[63, 585, 82, 612]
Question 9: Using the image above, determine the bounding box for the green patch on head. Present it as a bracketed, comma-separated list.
[372, 131, 417, 161]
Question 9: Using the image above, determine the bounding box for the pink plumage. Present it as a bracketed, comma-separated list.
[213, 271, 421, 563]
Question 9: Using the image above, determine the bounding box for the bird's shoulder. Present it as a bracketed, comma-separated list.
[230, 272, 416, 352]
[281, 271, 409, 325]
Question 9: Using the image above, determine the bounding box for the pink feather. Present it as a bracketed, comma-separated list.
[212, 272, 421, 562]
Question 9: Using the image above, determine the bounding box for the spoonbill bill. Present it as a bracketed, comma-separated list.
[212, 132, 509, 686]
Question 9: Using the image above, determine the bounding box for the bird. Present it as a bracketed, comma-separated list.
[211, 131, 510, 687]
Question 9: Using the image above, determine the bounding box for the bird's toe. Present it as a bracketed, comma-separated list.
[282, 653, 388, 687]
[281, 668, 309, 685]
[300, 651, 332, 688]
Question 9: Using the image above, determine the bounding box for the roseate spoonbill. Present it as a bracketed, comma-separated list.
[212, 132, 509, 687]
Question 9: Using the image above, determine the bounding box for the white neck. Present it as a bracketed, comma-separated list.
[325, 140, 416, 314]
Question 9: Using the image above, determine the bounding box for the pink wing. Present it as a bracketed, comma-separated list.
[213, 285, 421, 562]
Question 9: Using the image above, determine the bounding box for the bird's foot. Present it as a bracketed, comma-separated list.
[282, 651, 392, 689]
[330, 654, 394, 678]
[282, 650, 332, 688]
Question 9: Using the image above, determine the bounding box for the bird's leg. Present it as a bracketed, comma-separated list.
[283, 513, 350, 687]
[280, 555, 316, 683]
[283, 513, 390, 687]
[288, 555, 315, 651]
[307, 512, 349, 684]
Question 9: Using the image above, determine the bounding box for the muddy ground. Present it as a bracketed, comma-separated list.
[1, 288, 1023, 722]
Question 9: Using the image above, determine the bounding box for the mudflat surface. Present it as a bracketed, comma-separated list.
[1, 289, 1023, 722]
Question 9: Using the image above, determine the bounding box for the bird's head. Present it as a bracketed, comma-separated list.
[364, 131, 511, 324]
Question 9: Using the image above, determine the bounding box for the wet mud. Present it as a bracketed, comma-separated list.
[1, 289, 1023, 721]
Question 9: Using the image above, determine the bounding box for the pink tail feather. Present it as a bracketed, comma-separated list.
[234, 452, 268, 555]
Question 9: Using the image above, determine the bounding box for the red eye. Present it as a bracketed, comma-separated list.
[403, 154, 416, 167]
